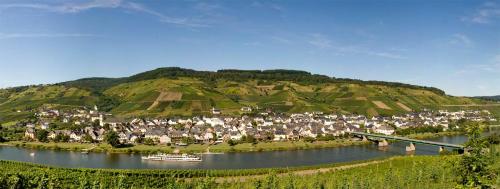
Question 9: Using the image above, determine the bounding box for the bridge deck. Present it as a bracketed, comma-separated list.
[347, 131, 464, 149]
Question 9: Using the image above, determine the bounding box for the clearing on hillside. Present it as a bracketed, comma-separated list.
[158, 91, 183, 101]
[397, 102, 412, 111]
[372, 101, 392, 110]
[147, 91, 183, 110]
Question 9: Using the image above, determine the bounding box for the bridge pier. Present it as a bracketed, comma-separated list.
[406, 142, 415, 152]
[378, 139, 389, 147]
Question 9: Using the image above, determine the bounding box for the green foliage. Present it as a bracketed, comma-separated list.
[143, 138, 155, 145]
[241, 135, 257, 144]
[104, 131, 120, 148]
[396, 125, 444, 136]
[303, 137, 315, 143]
[82, 134, 94, 143]
[181, 137, 196, 145]
[454, 122, 496, 188]
[53, 134, 69, 143]
[35, 130, 49, 142]
[227, 139, 237, 146]
[485, 133, 500, 145]
[475, 95, 500, 102]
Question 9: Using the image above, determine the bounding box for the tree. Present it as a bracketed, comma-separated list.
[144, 138, 155, 145]
[82, 134, 94, 143]
[181, 137, 195, 145]
[36, 130, 49, 142]
[0, 125, 5, 142]
[92, 120, 100, 127]
[103, 123, 110, 131]
[454, 122, 495, 188]
[303, 136, 315, 143]
[54, 134, 70, 142]
[105, 131, 120, 148]
[243, 135, 257, 144]
[227, 139, 237, 146]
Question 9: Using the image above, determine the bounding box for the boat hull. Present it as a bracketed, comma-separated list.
[141, 154, 202, 162]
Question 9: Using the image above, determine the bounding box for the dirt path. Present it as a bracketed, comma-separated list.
[213, 158, 392, 183]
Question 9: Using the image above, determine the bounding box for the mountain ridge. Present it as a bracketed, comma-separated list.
[0, 67, 496, 124]
[56, 67, 446, 95]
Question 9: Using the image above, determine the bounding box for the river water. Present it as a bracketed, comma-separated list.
[0, 133, 482, 170]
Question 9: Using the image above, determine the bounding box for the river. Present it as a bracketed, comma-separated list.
[1, 133, 484, 169]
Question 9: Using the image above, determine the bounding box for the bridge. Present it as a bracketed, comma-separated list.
[346, 131, 465, 152]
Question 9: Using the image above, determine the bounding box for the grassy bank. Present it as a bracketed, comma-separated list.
[0, 155, 462, 188]
[2, 139, 369, 154]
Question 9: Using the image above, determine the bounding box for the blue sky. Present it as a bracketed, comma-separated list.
[0, 0, 499, 96]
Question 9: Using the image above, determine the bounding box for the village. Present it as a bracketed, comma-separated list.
[23, 106, 497, 146]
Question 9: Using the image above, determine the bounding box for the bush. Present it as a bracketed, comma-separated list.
[105, 131, 121, 148]
[36, 130, 49, 142]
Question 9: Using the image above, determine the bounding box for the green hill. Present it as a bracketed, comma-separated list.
[0, 67, 497, 123]
[475, 95, 500, 102]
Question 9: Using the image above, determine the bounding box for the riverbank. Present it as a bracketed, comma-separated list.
[1, 139, 370, 154]
[1, 129, 478, 154]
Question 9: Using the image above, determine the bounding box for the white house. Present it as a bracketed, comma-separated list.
[374, 125, 395, 135]
[159, 135, 172, 144]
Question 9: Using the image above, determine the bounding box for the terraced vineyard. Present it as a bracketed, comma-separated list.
[0, 155, 477, 188]
[0, 67, 496, 123]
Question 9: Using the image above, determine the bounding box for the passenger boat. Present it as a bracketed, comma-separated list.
[141, 153, 202, 162]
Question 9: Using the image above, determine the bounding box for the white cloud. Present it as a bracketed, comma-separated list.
[449, 33, 472, 46]
[307, 33, 332, 49]
[270, 36, 293, 44]
[462, 2, 500, 24]
[0, 33, 95, 39]
[194, 2, 220, 12]
[455, 54, 500, 75]
[306, 33, 406, 59]
[124, 2, 208, 27]
[0, 0, 121, 13]
[243, 41, 262, 46]
[365, 52, 406, 59]
[0, 0, 208, 27]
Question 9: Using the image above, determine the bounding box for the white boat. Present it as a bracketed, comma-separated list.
[141, 153, 202, 162]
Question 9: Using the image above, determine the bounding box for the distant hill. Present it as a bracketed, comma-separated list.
[474, 95, 500, 102]
[0, 67, 496, 123]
